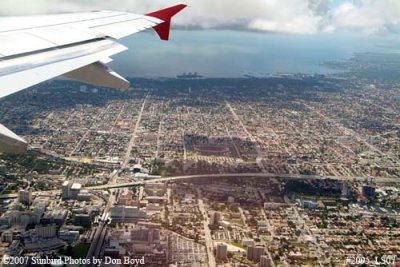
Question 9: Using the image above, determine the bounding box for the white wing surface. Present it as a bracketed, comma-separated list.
[0, 4, 187, 153]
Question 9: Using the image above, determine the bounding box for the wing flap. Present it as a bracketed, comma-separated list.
[0, 124, 28, 154]
[64, 61, 130, 90]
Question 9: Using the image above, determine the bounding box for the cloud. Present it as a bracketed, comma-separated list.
[249, 15, 322, 35]
[325, 0, 400, 34]
[0, 0, 329, 34]
[0, 0, 398, 35]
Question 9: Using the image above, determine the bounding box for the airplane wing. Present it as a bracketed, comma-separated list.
[0, 4, 186, 154]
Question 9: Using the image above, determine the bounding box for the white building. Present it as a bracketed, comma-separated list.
[61, 181, 82, 200]
[70, 183, 82, 199]
[61, 181, 70, 200]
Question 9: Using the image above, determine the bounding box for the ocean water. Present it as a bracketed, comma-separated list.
[112, 30, 400, 78]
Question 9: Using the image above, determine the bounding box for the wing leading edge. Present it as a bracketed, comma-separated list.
[0, 4, 186, 154]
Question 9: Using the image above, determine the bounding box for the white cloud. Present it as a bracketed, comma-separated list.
[249, 15, 322, 35]
[327, 0, 400, 34]
[0, 0, 326, 34]
[0, 0, 399, 35]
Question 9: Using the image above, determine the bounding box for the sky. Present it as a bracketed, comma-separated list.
[1, 0, 400, 77]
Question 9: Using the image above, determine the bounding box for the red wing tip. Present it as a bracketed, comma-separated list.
[146, 4, 187, 21]
[146, 4, 187, 41]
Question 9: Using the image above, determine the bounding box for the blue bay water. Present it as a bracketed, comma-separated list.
[111, 30, 400, 78]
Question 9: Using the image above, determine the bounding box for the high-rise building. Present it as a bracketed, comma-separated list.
[247, 245, 265, 262]
[41, 210, 68, 226]
[61, 181, 70, 200]
[247, 246, 254, 261]
[3, 211, 40, 226]
[18, 189, 33, 205]
[211, 212, 221, 225]
[259, 255, 273, 267]
[61, 181, 82, 200]
[70, 183, 82, 199]
[35, 224, 57, 239]
[216, 243, 227, 261]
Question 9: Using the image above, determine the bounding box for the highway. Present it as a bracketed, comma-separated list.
[86, 172, 399, 190]
[85, 96, 148, 265]
[85, 181, 116, 267]
[0, 172, 398, 200]
[85, 221, 105, 266]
